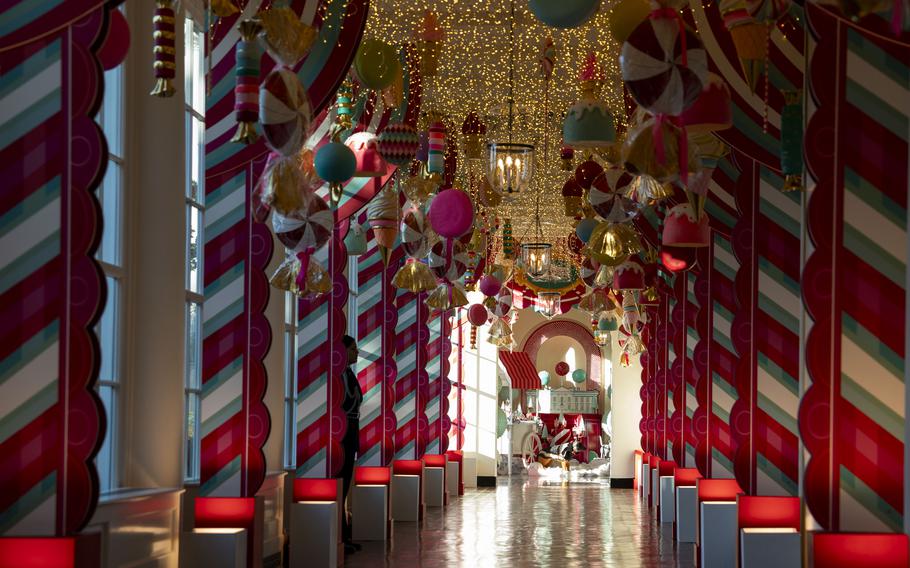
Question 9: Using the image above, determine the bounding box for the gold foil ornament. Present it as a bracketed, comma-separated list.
[622, 118, 699, 183]
[401, 174, 437, 207]
[211, 0, 240, 17]
[426, 282, 469, 311]
[270, 254, 331, 297]
[260, 156, 308, 214]
[259, 6, 317, 67]
[392, 259, 438, 292]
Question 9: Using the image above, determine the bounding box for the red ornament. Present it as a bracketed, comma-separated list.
[575, 160, 604, 190]
[662, 203, 710, 247]
[555, 362, 570, 376]
[660, 246, 698, 272]
[467, 304, 489, 326]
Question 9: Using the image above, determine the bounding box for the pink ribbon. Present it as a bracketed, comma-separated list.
[295, 247, 315, 291]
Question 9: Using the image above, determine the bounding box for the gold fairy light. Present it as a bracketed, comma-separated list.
[365, 1, 625, 246]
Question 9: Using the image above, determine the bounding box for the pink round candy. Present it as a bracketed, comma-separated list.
[467, 304, 489, 327]
[478, 274, 502, 297]
[428, 187, 474, 238]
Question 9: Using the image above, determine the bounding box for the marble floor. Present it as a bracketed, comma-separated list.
[345, 477, 696, 567]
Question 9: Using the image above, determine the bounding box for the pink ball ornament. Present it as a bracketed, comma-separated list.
[478, 274, 502, 297]
[428, 187, 474, 238]
[467, 304, 489, 326]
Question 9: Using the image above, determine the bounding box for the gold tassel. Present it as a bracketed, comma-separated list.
[231, 121, 260, 145]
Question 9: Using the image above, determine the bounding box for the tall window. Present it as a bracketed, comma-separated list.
[283, 293, 298, 469]
[183, 18, 205, 483]
[95, 18, 126, 494]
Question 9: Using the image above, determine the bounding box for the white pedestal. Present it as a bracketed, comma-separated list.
[290, 502, 337, 568]
[352, 485, 388, 542]
[424, 468, 445, 507]
[180, 528, 247, 568]
[740, 528, 800, 568]
[651, 469, 660, 510]
[659, 476, 675, 523]
[676, 486, 697, 543]
[446, 462, 459, 497]
[700, 501, 737, 568]
[391, 475, 421, 522]
[463, 458, 477, 488]
[641, 463, 650, 505]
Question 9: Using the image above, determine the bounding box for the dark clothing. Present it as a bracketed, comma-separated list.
[340, 366, 362, 542]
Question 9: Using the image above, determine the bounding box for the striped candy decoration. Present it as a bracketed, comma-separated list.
[0, 9, 108, 535]
[230, 20, 262, 144]
[684, 272, 700, 467]
[202, 0, 370, 495]
[394, 280, 422, 459]
[427, 121, 445, 174]
[150, 0, 177, 97]
[802, 3, 909, 531]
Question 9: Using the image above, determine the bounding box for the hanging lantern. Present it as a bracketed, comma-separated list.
[487, 142, 535, 196]
[537, 291, 562, 318]
[562, 176, 584, 217]
[520, 243, 552, 277]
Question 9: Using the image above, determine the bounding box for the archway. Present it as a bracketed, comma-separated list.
[521, 319, 605, 406]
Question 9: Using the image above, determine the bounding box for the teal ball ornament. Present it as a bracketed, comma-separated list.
[538, 370, 550, 386]
[571, 369, 587, 383]
[496, 408, 508, 438]
[576, 218, 599, 243]
[315, 142, 356, 183]
[528, 0, 600, 28]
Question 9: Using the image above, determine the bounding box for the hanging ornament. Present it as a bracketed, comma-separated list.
[560, 145, 575, 171]
[270, 251, 332, 298]
[428, 240, 469, 282]
[487, 317, 513, 345]
[562, 176, 585, 217]
[401, 174, 437, 207]
[479, 274, 503, 297]
[720, 0, 768, 92]
[578, 289, 614, 315]
[345, 132, 389, 178]
[594, 264, 615, 288]
[259, 5, 317, 68]
[381, 63, 404, 109]
[576, 218, 599, 244]
[462, 113, 487, 161]
[394, 205, 438, 292]
[501, 218, 514, 260]
[622, 117, 698, 183]
[335, 80, 355, 132]
[528, 0, 600, 28]
[427, 120, 447, 175]
[484, 287, 514, 318]
[608, 0, 651, 43]
[680, 73, 733, 134]
[581, 257, 600, 287]
[575, 159, 604, 190]
[470, 325, 478, 349]
[353, 38, 401, 91]
[150, 0, 177, 98]
[628, 174, 676, 206]
[415, 11, 445, 77]
[314, 142, 356, 208]
[260, 68, 313, 157]
[211, 0, 239, 17]
[368, 186, 400, 265]
[620, 16, 708, 116]
[779, 90, 804, 192]
[345, 223, 368, 256]
[271, 193, 333, 253]
[230, 20, 262, 144]
[564, 53, 616, 150]
[613, 260, 646, 290]
[537, 36, 556, 80]
[426, 282, 469, 311]
[393, 258, 438, 293]
[584, 223, 640, 266]
[620, 291, 646, 356]
[589, 168, 641, 222]
[662, 203, 710, 247]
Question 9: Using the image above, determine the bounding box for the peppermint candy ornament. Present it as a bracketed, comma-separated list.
[581, 257, 600, 287]
[486, 287, 513, 317]
[589, 168, 642, 222]
[260, 67, 312, 156]
[271, 194, 333, 253]
[400, 205, 432, 259]
[620, 16, 708, 116]
[428, 240, 468, 281]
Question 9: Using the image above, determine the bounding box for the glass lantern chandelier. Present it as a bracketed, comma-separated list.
[520, 242, 551, 278]
[537, 291, 561, 319]
[594, 329, 611, 346]
[486, 0, 535, 197]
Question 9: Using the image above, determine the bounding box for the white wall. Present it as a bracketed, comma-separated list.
[536, 336, 586, 390]
[609, 333, 643, 480]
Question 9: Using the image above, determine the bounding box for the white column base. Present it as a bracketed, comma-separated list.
[676, 486, 697, 543]
[463, 458, 477, 488]
[352, 485, 388, 542]
[180, 528, 247, 568]
[391, 475, 421, 522]
[289, 502, 337, 568]
[659, 476, 675, 523]
[641, 463, 651, 506]
[700, 501, 737, 568]
[424, 468, 445, 507]
[651, 469, 660, 511]
[446, 462, 459, 497]
[741, 528, 801, 568]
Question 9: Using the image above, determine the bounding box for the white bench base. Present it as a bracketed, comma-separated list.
[700, 501, 737, 568]
[424, 467, 445, 507]
[676, 486, 697, 543]
[352, 485, 388, 541]
[180, 528, 247, 568]
[289, 502, 337, 568]
[391, 475, 421, 522]
[741, 528, 800, 568]
[640, 463, 651, 506]
[446, 462, 459, 497]
[659, 476, 675, 523]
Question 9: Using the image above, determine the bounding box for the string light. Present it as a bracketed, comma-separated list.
[364, 1, 625, 246]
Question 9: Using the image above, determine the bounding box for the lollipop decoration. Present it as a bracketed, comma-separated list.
[150, 0, 177, 97]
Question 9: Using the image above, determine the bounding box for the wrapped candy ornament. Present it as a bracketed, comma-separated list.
[393, 205, 437, 292]
[368, 186, 400, 265]
[580, 257, 600, 287]
[428, 240, 469, 282]
[230, 20, 262, 144]
[150, 0, 177, 97]
[588, 168, 640, 223]
[260, 68, 312, 157]
[484, 287, 513, 318]
[622, 117, 699, 183]
[620, 291, 646, 356]
[271, 193, 333, 253]
[270, 250, 332, 298]
[426, 282, 469, 311]
[259, 4, 317, 68]
[578, 289, 614, 315]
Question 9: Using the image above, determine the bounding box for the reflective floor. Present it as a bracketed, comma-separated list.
[345, 477, 695, 567]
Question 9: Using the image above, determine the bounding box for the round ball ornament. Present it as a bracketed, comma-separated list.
[589, 168, 641, 222]
[428, 240, 468, 281]
[260, 67, 313, 156]
[428, 187, 474, 238]
[620, 17, 709, 116]
[608, 0, 652, 43]
[314, 142, 356, 183]
[528, 0, 600, 28]
[478, 274, 502, 297]
[467, 303, 489, 327]
[378, 123, 420, 167]
[271, 194, 333, 252]
[400, 205, 432, 259]
[485, 287, 513, 317]
[571, 369, 587, 383]
[538, 370, 550, 386]
[575, 160, 604, 190]
[555, 362, 570, 377]
[353, 38, 401, 91]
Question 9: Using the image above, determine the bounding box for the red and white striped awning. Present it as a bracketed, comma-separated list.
[499, 351, 542, 390]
